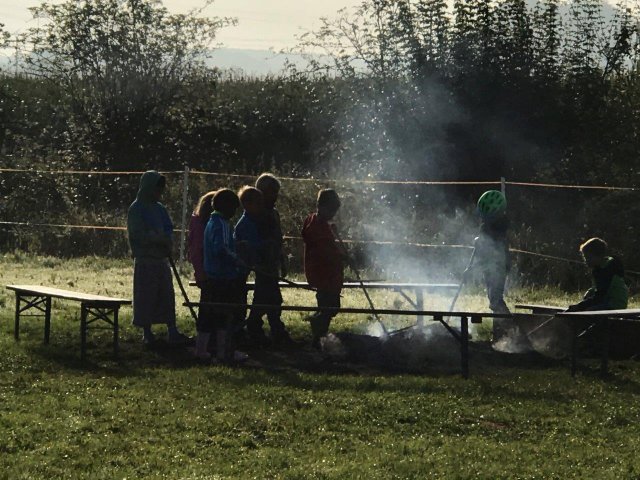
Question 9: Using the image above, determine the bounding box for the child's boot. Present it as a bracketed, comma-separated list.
[194, 332, 211, 361]
[216, 329, 227, 362]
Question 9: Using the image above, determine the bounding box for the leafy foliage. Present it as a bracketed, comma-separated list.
[18, 0, 235, 170]
[2, 0, 640, 285]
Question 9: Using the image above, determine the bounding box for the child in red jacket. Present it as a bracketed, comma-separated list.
[302, 189, 343, 347]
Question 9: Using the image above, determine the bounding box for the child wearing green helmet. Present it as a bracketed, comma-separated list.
[467, 190, 512, 340]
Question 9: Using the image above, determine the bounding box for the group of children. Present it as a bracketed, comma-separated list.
[127, 171, 629, 357]
[182, 173, 344, 362]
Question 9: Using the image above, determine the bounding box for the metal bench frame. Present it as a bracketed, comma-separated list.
[517, 304, 640, 377]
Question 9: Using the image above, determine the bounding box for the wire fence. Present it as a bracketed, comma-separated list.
[1, 166, 638, 276]
[2, 167, 639, 190]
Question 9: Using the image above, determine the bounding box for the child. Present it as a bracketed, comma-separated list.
[470, 190, 511, 340]
[188, 190, 217, 350]
[246, 173, 293, 346]
[127, 170, 189, 345]
[234, 186, 265, 279]
[196, 189, 248, 363]
[568, 237, 628, 312]
[188, 190, 217, 288]
[302, 189, 344, 348]
[234, 186, 264, 343]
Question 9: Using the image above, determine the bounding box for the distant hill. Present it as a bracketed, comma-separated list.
[0, 0, 627, 78]
[206, 48, 313, 76]
[0, 48, 315, 77]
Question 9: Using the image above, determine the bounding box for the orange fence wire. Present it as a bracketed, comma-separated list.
[1, 167, 638, 190]
[2, 168, 639, 274]
[2, 220, 639, 275]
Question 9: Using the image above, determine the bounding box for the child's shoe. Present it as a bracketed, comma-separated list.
[142, 331, 156, 347]
[231, 350, 249, 363]
[168, 331, 192, 345]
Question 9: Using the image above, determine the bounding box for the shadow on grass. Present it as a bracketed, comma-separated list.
[13, 326, 640, 399]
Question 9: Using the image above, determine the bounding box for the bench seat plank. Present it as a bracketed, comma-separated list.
[7, 285, 130, 305]
[188, 280, 458, 290]
[558, 308, 640, 319]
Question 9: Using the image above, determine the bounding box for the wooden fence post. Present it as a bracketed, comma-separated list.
[179, 165, 190, 263]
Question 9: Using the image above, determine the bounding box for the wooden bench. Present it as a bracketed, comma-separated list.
[189, 280, 459, 327]
[518, 304, 640, 377]
[186, 299, 514, 378]
[6, 285, 131, 360]
[557, 309, 640, 377]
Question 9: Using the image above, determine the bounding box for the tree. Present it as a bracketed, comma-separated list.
[19, 0, 235, 169]
[414, 0, 450, 76]
[0, 23, 9, 48]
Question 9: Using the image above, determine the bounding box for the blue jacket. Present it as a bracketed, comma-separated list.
[204, 212, 238, 280]
[235, 211, 263, 274]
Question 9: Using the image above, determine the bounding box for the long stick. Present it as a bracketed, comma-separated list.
[448, 247, 476, 313]
[526, 314, 561, 337]
[169, 257, 199, 323]
[251, 266, 317, 292]
[235, 257, 317, 292]
[334, 228, 388, 336]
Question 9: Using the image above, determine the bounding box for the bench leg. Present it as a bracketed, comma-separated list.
[600, 317, 610, 378]
[460, 316, 469, 379]
[80, 305, 88, 361]
[571, 321, 578, 377]
[416, 290, 424, 329]
[113, 307, 120, 357]
[14, 294, 20, 341]
[44, 297, 52, 344]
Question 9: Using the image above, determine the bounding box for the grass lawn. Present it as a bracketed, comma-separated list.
[0, 253, 639, 479]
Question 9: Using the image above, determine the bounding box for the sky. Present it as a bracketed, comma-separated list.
[0, 0, 363, 51]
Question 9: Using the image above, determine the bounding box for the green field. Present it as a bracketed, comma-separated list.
[1, 253, 639, 479]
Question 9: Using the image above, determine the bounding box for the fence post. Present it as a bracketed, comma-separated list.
[179, 165, 190, 263]
[500, 177, 506, 197]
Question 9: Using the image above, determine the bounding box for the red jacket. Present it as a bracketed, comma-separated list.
[302, 213, 344, 293]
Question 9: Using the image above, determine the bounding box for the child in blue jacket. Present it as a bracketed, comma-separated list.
[195, 189, 247, 363]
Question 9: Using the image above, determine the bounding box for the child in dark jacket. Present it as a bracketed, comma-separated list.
[195, 189, 247, 363]
[302, 189, 343, 348]
[127, 170, 188, 346]
[235, 187, 265, 281]
[568, 237, 628, 311]
[246, 173, 293, 346]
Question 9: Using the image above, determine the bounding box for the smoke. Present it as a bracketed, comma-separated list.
[491, 315, 572, 358]
[492, 327, 534, 354]
[321, 77, 483, 285]
[523, 315, 573, 359]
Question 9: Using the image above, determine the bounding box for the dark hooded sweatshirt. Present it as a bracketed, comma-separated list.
[127, 171, 173, 260]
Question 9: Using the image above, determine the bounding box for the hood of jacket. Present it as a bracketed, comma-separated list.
[136, 170, 164, 203]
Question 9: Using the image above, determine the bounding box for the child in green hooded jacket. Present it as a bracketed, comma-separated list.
[568, 237, 628, 312]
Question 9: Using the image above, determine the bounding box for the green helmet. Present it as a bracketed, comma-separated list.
[477, 190, 506, 215]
